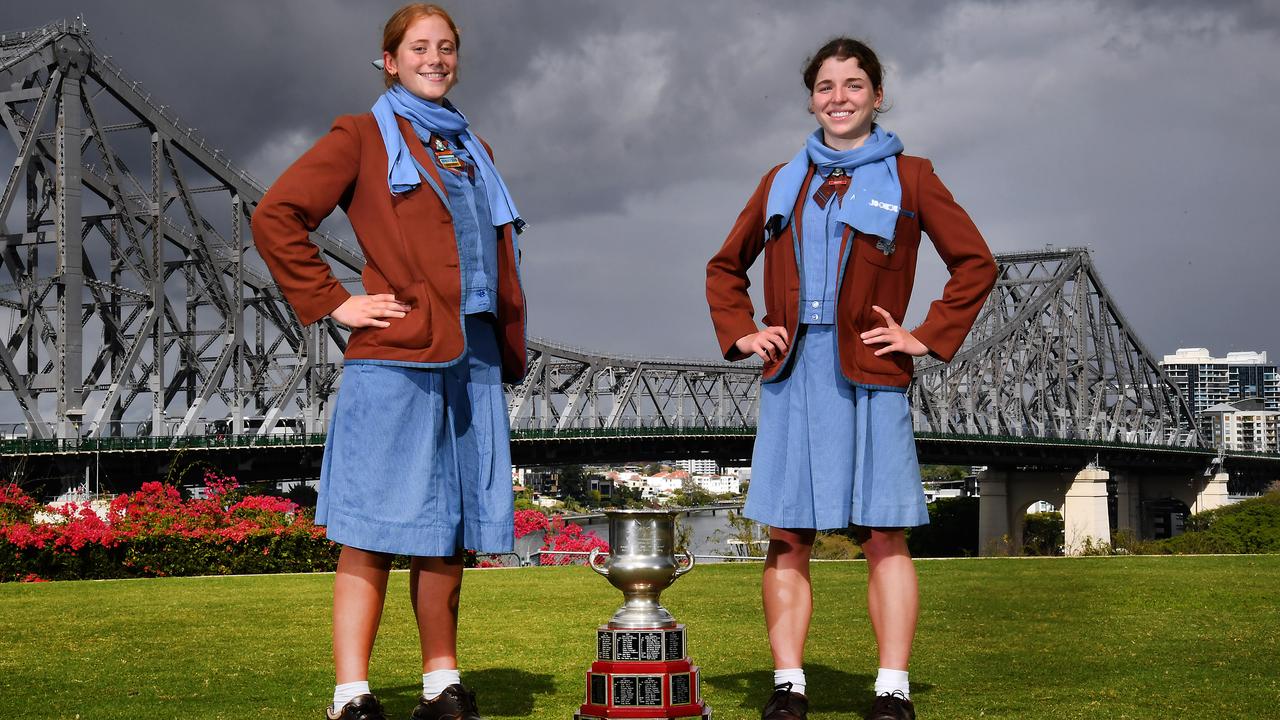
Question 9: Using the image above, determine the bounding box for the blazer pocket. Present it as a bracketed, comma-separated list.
[854, 277, 910, 376]
[857, 232, 907, 271]
[856, 334, 913, 377]
[371, 280, 433, 350]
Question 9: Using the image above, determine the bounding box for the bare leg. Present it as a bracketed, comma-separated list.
[763, 527, 817, 669]
[333, 546, 394, 684]
[410, 553, 465, 672]
[861, 529, 917, 670]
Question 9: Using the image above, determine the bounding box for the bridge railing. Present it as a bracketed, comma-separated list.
[0, 432, 327, 455]
[4, 427, 1261, 457]
[913, 431, 1214, 455]
[0, 425, 755, 453]
[511, 425, 756, 440]
[508, 414, 757, 432]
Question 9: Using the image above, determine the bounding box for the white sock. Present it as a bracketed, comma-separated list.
[333, 680, 370, 709]
[423, 668, 462, 699]
[774, 667, 806, 696]
[874, 668, 910, 699]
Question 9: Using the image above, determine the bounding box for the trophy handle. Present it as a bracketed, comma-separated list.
[674, 549, 695, 577]
[588, 547, 610, 577]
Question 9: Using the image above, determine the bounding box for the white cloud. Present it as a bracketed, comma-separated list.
[244, 127, 320, 187]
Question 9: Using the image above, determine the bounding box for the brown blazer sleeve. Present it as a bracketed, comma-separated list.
[706, 169, 775, 361]
[250, 115, 361, 326]
[909, 159, 998, 363]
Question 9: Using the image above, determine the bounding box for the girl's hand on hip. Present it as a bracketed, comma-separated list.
[330, 294, 412, 329]
[735, 326, 790, 362]
[861, 305, 929, 357]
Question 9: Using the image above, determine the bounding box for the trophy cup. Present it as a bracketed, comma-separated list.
[575, 509, 712, 720]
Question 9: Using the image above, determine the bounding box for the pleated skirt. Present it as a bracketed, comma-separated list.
[316, 314, 514, 555]
[743, 324, 929, 531]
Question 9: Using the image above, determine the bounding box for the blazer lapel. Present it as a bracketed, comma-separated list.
[791, 164, 818, 250]
[396, 115, 451, 216]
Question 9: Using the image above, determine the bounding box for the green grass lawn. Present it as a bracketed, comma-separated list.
[2, 556, 1278, 719]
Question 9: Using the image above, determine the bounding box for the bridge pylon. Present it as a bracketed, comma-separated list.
[978, 465, 1233, 555]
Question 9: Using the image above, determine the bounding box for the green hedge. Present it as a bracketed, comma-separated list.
[1023, 512, 1065, 556]
[1153, 492, 1280, 554]
[907, 496, 980, 557]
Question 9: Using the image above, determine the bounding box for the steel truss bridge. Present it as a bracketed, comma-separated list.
[1, 21, 1276, 492]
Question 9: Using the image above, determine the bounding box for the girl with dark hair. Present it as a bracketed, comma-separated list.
[706, 38, 996, 720]
[252, 4, 525, 719]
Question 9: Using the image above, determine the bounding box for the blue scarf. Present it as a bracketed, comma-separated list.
[765, 125, 903, 248]
[372, 85, 525, 232]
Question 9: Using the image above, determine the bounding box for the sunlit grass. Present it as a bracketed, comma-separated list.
[2, 556, 1277, 719]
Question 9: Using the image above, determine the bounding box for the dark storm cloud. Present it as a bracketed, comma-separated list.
[2, 0, 1277, 363]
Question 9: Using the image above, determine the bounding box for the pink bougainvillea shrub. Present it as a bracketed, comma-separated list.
[0, 473, 333, 581]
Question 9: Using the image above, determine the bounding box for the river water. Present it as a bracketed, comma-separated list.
[512, 508, 768, 563]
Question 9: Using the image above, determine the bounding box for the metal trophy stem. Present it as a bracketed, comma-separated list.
[577, 509, 712, 720]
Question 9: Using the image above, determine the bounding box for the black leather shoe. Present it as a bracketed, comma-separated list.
[866, 691, 916, 720]
[411, 683, 483, 720]
[762, 681, 809, 719]
[326, 693, 387, 720]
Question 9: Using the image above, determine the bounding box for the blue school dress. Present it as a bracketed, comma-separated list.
[743, 169, 929, 531]
[316, 133, 513, 556]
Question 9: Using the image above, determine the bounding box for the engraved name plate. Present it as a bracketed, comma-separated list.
[597, 631, 613, 661]
[664, 627, 685, 660]
[614, 631, 641, 661]
[638, 631, 663, 661]
[637, 676, 663, 706]
[671, 673, 692, 705]
[612, 676, 636, 706]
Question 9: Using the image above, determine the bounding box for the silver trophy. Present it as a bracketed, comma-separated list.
[579, 509, 711, 719]
[587, 509, 695, 629]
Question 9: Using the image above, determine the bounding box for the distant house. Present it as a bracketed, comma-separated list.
[611, 471, 646, 490]
[513, 467, 556, 494]
[691, 475, 741, 495]
[590, 474, 614, 497]
[643, 471, 685, 496]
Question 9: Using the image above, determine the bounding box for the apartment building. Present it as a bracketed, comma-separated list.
[1160, 348, 1279, 415]
[1202, 399, 1280, 453]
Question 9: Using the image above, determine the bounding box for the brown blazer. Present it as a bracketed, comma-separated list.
[706, 155, 996, 388]
[251, 113, 527, 382]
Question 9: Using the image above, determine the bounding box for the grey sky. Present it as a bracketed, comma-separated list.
[3, 0, 1278, 363]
